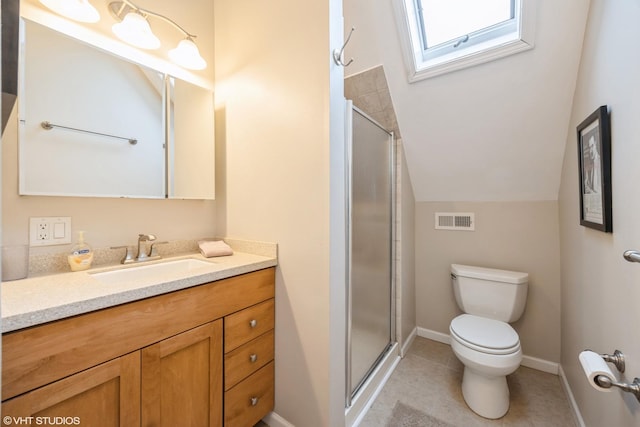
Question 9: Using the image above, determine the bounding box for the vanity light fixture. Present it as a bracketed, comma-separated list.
[108, 0, 207, 70]
[168, 38, 207, 71]
[111, 10, 161, 49]
[39, 0, 100, 23]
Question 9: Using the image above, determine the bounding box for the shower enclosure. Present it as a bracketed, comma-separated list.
[346, 101, 396, 407]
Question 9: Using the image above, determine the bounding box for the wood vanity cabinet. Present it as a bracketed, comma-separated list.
[2, 267, 275, 427]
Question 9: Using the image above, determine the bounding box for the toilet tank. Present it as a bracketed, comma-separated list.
[451, 264, 528, 323]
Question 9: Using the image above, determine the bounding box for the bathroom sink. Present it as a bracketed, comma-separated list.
[90, 258, 217, 284]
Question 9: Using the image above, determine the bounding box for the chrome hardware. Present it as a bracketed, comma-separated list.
[601, 350, 625, 373]
[623, 250, 640, 263]
[250, 397, 259, 406]
[149, 241, 168, 257]
[111, 245, 135, 264]
[453, 34, 470, 48]
[249, 354, 258, 363]
[136, 234, 157, 261]
[41, 121, 137, 145]
[590, 349, 639, 402]
[114, 234, 163, 264]
[594, 376, 640, 402]
[249, 319, 258, 328]
[332, 27, 355, 67]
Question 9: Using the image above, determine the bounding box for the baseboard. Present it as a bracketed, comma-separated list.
[521, 354, 558, 375]
[417, 327, 559, 375]
[400, 327, 418, 357]
[262, 411, 296, 427]
[558, 365, 586, 427]
[417, 326, 450, 344]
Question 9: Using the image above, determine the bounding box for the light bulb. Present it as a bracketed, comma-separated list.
[39, 0, 100, 23]
[168, 38, 207, 70]
[112, 12, 161, 50]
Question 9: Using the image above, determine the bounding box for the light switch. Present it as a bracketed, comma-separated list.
[53, 222, 66, 239]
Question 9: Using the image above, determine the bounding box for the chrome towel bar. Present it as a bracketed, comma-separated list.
[41, 121, 138, 145]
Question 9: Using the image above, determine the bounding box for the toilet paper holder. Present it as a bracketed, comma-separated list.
[598, 349, 625, 373]
[587, 349, 640, 402]
[593, 376, 640, 402]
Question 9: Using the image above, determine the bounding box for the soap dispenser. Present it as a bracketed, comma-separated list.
[68, 231, 94, 271]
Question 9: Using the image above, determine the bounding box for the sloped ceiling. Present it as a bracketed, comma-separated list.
[343, 0, 591, 202]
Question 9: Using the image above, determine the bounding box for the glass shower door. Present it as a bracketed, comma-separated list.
[347, 103, 394, 402]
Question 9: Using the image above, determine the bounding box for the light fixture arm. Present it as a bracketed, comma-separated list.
[109, 0, 197, 40]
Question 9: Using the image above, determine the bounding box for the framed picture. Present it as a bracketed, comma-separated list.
[577, 105, 612, 232]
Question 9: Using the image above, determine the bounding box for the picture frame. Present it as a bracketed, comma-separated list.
[577, 105, 612, 232]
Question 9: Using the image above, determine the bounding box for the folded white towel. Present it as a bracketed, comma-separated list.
[198, 240, 233, 258]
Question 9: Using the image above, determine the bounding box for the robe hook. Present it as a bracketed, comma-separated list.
[333, 27, 355, 67]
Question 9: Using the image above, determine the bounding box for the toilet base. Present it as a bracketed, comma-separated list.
[461, 367, 510, 419]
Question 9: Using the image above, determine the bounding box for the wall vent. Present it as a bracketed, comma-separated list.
[435, 212, 475, 231]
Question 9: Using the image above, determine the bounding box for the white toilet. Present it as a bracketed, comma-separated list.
[449, 264, 528, 419]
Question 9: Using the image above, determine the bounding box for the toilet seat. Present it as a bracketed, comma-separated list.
[450, 314, 520, 355]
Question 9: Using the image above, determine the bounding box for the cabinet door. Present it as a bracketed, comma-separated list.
[2, 351, 140, 427]
[142, 320, 223, 427]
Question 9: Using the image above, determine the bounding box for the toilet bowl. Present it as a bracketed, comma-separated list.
[449, 264, 528, 419]
[449, 314, 522, 419]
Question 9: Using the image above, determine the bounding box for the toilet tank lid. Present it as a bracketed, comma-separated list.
[451, 264, 528, 284]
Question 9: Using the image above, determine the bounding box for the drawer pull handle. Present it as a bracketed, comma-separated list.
[250, 396, 259, 406]
[249, 319, 258, 328]
[249, 353, 258, 363]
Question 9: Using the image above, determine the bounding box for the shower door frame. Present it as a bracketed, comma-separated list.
[345, 101, 396, 408]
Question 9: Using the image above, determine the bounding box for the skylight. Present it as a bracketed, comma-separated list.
[395, 0, 535, 81]
[419, 0, 513, 48]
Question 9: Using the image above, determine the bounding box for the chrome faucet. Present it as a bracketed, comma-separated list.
[136, 234, 157, 261]
[111, 234, 168, 264]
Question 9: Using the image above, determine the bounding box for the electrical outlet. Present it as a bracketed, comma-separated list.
[37, 222, 50, 241]
[30, 217, 72, 247]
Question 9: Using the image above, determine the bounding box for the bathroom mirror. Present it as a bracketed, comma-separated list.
[168, 77, 216, 199]
[18, 19, 215, 199]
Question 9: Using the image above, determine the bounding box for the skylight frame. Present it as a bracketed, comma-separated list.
[394, 0, 535, 82]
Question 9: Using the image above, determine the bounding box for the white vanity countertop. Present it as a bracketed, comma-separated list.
[1, 251, 277, 333]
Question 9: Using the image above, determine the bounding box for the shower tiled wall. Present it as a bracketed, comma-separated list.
[345, 65, 400, 138]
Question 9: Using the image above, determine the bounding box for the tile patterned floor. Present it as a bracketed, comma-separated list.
[360, 337, 577, 427]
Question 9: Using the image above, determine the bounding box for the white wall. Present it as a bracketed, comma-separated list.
[558, 0, 640, 425]
[214, 0, 343, 425]
[343, 0, 589, 202]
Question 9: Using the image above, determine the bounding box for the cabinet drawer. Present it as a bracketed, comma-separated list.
[224, 361, 274, 427]
[225, 299, 274, 352]
[225, 329, 274, 391]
